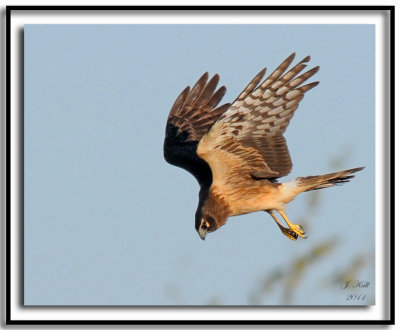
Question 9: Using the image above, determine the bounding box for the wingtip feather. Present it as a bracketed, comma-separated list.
[170, 86, 190, 115]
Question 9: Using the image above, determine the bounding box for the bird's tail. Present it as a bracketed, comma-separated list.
[296, 167, 364, 192]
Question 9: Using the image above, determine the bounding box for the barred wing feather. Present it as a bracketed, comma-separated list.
[198, 53, 320, 183]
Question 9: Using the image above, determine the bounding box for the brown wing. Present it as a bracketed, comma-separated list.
[166, 73, 230, 142]
[198, 53, 319, 183]
[163, 73, 230, 184]
[197, 120, 275, 187]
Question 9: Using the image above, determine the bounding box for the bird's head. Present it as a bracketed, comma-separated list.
[195, 213, 218, 240]
[195, 191, 230, 240]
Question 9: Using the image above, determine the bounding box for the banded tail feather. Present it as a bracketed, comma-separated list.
[297, 167, 364, 192]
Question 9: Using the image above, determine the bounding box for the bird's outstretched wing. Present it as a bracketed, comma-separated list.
[163, 73, 230, 184]
[197, 53, 319, 185]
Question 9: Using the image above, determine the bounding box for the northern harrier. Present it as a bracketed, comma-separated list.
[164, 53, 363, 241]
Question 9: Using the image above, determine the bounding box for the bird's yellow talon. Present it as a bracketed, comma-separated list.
[277, 210, 307, 239]
[266, 210, 299, 241]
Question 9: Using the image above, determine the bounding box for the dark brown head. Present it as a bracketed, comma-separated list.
[195, 189, 230, 240]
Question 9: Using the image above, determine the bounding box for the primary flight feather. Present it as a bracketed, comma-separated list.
[163, 53, 363, 241]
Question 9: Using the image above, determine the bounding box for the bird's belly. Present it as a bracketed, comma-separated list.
[230, 196, 285, 215]
[218, 184, 286, 216]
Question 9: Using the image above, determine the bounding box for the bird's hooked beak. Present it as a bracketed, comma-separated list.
[198, 228, 207, 240]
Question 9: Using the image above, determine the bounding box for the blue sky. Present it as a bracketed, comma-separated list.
[24, 24, 374, 305]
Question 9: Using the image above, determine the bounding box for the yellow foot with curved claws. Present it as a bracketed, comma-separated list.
[277, 210, 308, 239]
[266, 210, 300, 241]
[289, 224, 308, 239]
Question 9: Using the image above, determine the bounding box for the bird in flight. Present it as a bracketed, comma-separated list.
[163, 53, 363, 241]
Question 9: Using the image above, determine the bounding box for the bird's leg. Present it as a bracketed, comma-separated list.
[266, 210, 298, 241]
[277, 210, 308, 239]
